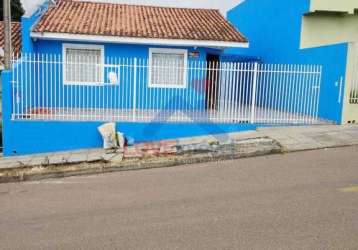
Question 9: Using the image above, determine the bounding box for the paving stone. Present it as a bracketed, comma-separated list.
[124, 153, 144, 159]
[0, 160, 23, 169]
[110, 154, 124, 163]
[28, 157, 48, 167]
[178, 142, 213, 153]
[143, 149, 161, 157]
[159, 146, 178, 155]
[40, 156, 51, 166]
[49, 156, 68, 165]
[67, 153, 87, 164]
[177, 136, 217, 146]
[124, 147, 144, 159]
[10, 156, 33, 166]
[136, 142, 161, 151]
[102, 153, 118, 161]
[87, 151, 105, 162]
[159, 140, 178, 148]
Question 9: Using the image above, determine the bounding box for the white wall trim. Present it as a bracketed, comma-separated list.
[62, 43, 105, 85]
[148, 48, 188, 89]
[31, 32, 249, 49]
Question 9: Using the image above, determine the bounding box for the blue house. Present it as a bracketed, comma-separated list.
[227, 0, 358, 125]
[2, 0, 330, 156]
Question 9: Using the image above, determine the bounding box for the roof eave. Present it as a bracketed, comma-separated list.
[30, 32, 249, 49]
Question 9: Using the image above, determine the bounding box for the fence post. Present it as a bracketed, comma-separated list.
[250, 62, 258, 123]
[2, 69, 13, 156]
[133, 57, 137, 122]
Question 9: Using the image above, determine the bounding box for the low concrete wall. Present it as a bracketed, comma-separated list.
[3, 120, 256, 156]
[2, 67, 256, 156]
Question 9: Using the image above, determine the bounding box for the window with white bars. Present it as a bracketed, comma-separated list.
[63, 44, 104, 85]
[149, 48, 188, 88]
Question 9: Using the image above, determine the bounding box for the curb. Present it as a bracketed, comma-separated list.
[0, 137, 282, 183]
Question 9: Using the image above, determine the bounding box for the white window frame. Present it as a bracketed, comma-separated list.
[148, 48, 188, 89]
[62, 43, 105, 86]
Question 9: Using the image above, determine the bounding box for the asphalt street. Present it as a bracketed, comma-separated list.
[0, 146, 357, 250]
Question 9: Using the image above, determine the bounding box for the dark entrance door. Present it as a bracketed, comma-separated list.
[205, 54, 220, 110]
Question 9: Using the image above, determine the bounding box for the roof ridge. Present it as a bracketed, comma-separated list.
[58, 0, 221, 12]
[32, 0, 247, 44]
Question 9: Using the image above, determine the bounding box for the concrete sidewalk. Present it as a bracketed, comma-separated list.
[256, 125, 358, 152]
[0, 124, 357, 183]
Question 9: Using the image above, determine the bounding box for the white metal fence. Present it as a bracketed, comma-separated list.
[11, 54, 323, 124]
[349, 43, 358, 104]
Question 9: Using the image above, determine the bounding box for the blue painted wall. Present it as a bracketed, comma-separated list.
[3, 41, 258, 156]
[227, 0, 348, 123]
[21, 0, 50, 54]
[3, 68, 256, 156]
[3, 120, 256, 156]
[5, 0, 346, 156]
[21, 16, 36, 53]
[2, 1, 266, 156]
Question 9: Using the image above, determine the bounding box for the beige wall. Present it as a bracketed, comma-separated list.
[301, 0, 358, 49]
[342, 42, 358, 123]
[310, 0, 358, 14]
[300, 14, 358, 49]
[302, 1, 358, 124]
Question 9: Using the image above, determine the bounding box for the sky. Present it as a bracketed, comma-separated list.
[21, 0, 243, 16]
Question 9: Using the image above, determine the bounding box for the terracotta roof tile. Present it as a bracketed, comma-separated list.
[33, 0, 247, 43]
[0, 22, 22, 62]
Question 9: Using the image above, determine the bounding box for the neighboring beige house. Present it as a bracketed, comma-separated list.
[301, 0, 358, 48]
[301, 0, 358, 124]
[310, 0, 357, 14]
